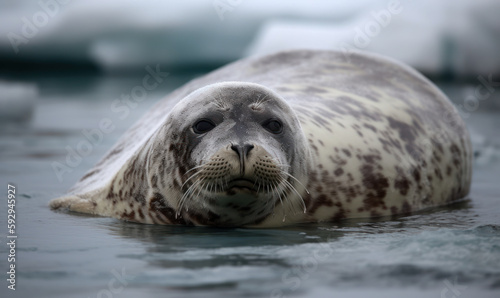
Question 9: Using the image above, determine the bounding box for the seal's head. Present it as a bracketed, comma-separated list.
[148, 82, 310, 227]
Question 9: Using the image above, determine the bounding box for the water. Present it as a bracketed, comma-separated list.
[0, 74, 499, 298]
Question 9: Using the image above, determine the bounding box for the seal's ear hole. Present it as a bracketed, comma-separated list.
[193, 119, 216, 134]
[262, 119, 283, 134]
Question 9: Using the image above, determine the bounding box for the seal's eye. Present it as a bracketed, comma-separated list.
[193, 119, 216, 134]
[263, 119, 283, 134]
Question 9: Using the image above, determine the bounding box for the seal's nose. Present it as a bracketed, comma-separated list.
[231, 143, 254, 174]
[231, 143, 254, 158]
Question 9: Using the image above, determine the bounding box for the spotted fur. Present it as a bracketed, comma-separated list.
[50, 50, 472, 227]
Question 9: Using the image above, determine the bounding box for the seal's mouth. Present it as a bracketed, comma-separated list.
[227, 179, 256, 192]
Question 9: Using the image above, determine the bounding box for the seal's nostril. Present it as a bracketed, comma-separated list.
[243, 144, 254, 157]
[230, 144, 241, 157]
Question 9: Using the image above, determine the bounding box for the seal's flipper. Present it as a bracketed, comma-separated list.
[49, 195, 96, 214]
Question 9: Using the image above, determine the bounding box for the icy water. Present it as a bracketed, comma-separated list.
[0, 74, 499, 298]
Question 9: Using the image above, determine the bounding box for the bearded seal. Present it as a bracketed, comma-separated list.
[50, 50, 472, 227]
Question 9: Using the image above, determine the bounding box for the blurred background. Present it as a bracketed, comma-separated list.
[1, 1, 500, 298]
[2, 0, 500, 75]
[1, 0, 500, 125]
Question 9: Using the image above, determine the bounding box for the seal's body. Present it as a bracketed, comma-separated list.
[50, 50, 472, 227]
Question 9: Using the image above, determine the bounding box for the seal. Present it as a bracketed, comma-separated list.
[50, 50, 472, 227]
